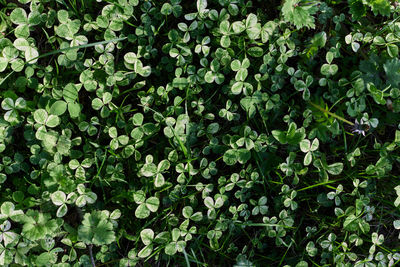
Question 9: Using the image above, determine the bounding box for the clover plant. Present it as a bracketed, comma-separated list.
[0, 0, 400, 266]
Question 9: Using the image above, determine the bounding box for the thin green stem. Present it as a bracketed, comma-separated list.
[309, 101, 354, 126]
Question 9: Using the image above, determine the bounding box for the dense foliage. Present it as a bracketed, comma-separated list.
[0, 0, 400, 266]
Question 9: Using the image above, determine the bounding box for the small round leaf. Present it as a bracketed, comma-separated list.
[50, 101, 67, 116]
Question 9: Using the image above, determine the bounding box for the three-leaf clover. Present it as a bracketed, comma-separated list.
[299, 138, 319, 166]
[133, 190, 160, 219]
[140, 155, 170, 187]
[75, 184, 97, 207]
[50, 191, 76, 217]
[1, 98, 26, 123]
[165, 228, 186, 255]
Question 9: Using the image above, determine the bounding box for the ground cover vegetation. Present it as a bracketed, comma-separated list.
[0, 0, 400, 266]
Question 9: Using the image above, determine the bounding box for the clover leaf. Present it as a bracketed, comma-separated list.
[78, 210, 116, 246]
[20, 210, 59, 241]
[133, 190, 160, 219]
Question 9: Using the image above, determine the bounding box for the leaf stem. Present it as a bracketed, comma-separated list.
[308, 101, 354, 126]
[88, 244, 96, 267]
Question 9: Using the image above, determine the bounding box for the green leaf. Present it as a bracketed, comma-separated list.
[326, 162, 343, 175]
[10, 8, 27, 25]
[321, 64, 338, 77]
[231, 81, 244, 95]
[161, 3, 173, 15]
[51, 191, 66, 206]
[272, 130, 287, 144]
[310, 139, 319, 151]
[343, 215, 358, 231]
[384, 58, 400, 87]
[15, 98, 26, 109]
[395, 130, 400, 144]
[247, 47, 264, 57]
[141, 164, 157, 177]
[367, 83, 386, 105]
[373, 36, 386, 45]
[232, 21, 245, 34]
[155, 173, 165, 187]
[132, 113, 144, 126]
[13, 38, 30, 51]
[303, 151, 312, 166]
[0, 57, 8, 72]
[246, 13, 258, 28]
[197, 0, 207, 13]
[138, 65, 151, 77]
[261, 21, 276, 43]
[34, 109, 48, 124]
[182, 206, 193, 218]
[287, 131, 306, 145]
[172, 77, 188, 89]
[326, 52, 334, 64]
[110, 209, 121, 220]
[124, 52, 138, 64]
[395, 195, 400, 207]
[92, 98, 103, 110]
[133, 190, 146, 204]
[246, 24, 261, 40]
[145, 197, 159, 212]
[78, 211, 115, 246]
[140, 229, 154, 246]
[231, 60, 241, 71]
[207, 123, 219, 134]
[21, 210, 59, 241]
[355, 199, 363, 216]
[50, 101, 67, 116]
[349, 0, 366, 20]
[387, 44, 399, 58]
[57, 10, 69, 23]
[204, 71, 215, 83]
[351, 42, 360, 52]
[36, 252, 57, 266]
[109, 127, 118, 138]
[68, 102, 81, 118]
[358, 219, 370, 234]
[282, 0, 319, 29]
[1, 98, 14, 111]
[135, 203, 150, 219]
[191, 212, 203, 222]
[138, 244, 153, 258]
[295, 261, 309, 267]
[369, 0, 390, 16]
[25, 47, 39, 64]
[223, 149, 237, 165]
[219, 20, 230, 35]
[15, 24, 29, 38]
[63, 83, 78, 103]
[220, 35, 231, 48]
[46, 115, 60, 128]
[237, 149, 251, 164]
[158, 160, 170, 172]
[165, 242, 177, 255]
[300, 139, 311, 152]
[234, 257, 255, 267]
[394, 220, 400, 229]
[306, 31, 327, 58]
[0, 202, 23, 220]
[56, 204, 68, 217]
[240, 96, 257, 118]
